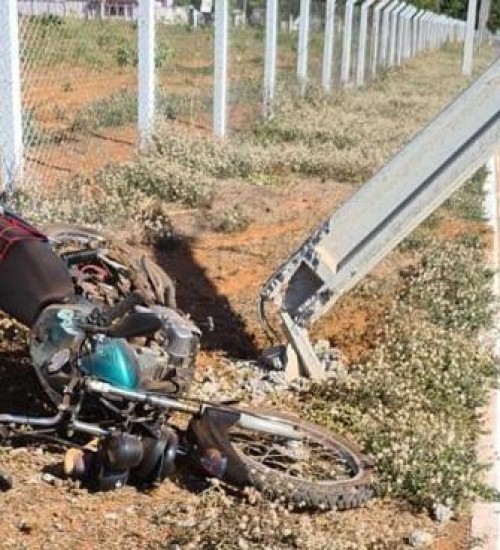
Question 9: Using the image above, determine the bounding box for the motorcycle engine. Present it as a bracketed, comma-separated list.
[30, 303, 200, 405]
[135, 306, 201, 395]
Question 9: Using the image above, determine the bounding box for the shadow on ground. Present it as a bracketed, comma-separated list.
[154, 237, 259, 360]
[0, 341, 53, 417]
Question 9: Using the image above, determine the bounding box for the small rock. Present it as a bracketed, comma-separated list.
[104, 512, 119, 521]
[41, 473, 61, 486]
[432, 502, 453, 524]
[17, 519, 33, 534]
[408, 530, 434, 548]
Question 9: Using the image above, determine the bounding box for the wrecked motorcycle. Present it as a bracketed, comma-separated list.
[0, 210, 373, 510]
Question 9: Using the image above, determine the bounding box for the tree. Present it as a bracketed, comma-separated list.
[411, 0, 499, 30]
[488, 0, 500, 30]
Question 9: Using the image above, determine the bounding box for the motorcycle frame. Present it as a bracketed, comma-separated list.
[0, 376, 304, 443]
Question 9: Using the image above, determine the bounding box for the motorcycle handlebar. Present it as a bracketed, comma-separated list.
[87, 291, 145, 328]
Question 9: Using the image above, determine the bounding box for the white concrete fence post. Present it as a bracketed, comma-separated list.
[356, 0, 376, 87]
[442, 16, 449, 47]
[403, 8, 412, 58]
[432, 14, 438, 49]
[411, 9, 423, 56]
[214, 0, 229, 136]
[417, 11, 425, 52]
[389, 2, 405, 68]
[396, 6, 409, 65]
[433, 15, 440, 49]
[451, 17, 460, 43]
[0, 0, 23, 192]
[456, 19, 462, 43]
[423, 12, 432, 51]
[380, 0, 398, 67]
[450, 18, 457, 43]
[439, 16, 445, 46]
[462, 0, 477, 75]
[371, 0, 391, 78]
[138, 0, 156, 150]
[404, 7, 417, 59]
[477, 0, 491, 47]
[322, 0, 336, 93]
[422, 12, 429, 51]
[460, 20, 466, 43]
[263, 0, 278, 116]
[341, 0, 356, 86]
[297, 0, 311, 94]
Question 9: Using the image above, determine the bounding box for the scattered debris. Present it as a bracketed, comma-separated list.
[41, 473, 63, 488]
[432, 501, 454, 524]
[408, 530, 434, 548]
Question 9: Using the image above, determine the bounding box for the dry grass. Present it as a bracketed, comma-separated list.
[14, 45, 495, 228]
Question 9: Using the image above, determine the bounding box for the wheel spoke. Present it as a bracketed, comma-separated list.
[228, 423, 356, 484]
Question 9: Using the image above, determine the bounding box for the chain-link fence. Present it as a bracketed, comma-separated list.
[17, 5, 139, 189]
[154, 16, 214, 135]
[227, 1, 265, 133]
[0, 0, 470, 192]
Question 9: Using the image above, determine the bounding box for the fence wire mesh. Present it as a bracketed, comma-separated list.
[276, 14, 297, 89]
[308, 0, 325, 82]
[0, 0, 469, 195]
[155, 18, 215, 135]
[17, 4, 138, 188]
[227, 1, 265, 133]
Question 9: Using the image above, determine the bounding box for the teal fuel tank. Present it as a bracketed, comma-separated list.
[81, 338, 140, 389]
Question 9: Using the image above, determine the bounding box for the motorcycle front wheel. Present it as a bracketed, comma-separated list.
[193, 406, 374, 511]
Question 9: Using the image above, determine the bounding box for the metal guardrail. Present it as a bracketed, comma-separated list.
[261, 57, 500, 379]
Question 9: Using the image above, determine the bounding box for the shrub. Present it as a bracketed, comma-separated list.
[71, 89, 137, 132]
[213, 206, 250, 233]
[11, 158, 214, 228]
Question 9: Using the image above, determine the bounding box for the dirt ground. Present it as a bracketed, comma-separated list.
[0, 175, 478, 549]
